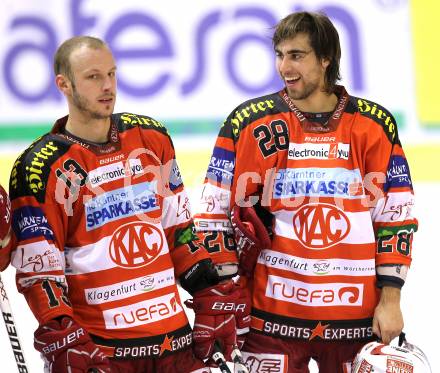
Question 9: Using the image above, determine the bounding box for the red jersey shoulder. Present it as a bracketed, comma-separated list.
[9, 133, 71, 203]
[353, 96, 399, 144]
[221, 92, 287, 140]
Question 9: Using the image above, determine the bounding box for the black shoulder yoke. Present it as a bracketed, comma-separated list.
[114, 112, 169, 137]
[9, 134, 71, 203]
[354, 97, 399, 144]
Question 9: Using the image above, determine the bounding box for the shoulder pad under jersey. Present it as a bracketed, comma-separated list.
[354, 97, 399, 144]
[9, 134, 71, 203]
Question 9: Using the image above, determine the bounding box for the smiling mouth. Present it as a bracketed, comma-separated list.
[285, 77, 300, 85]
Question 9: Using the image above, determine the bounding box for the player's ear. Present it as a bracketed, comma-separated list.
[321, 57, 330, 69]
[55, 74, 71, 94]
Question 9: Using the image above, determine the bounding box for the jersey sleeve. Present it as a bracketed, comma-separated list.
[8, 142, 73, 324]
[361, 105, 417, 268]
[194, 106, 267, 269]
[139, 127, 211, 277]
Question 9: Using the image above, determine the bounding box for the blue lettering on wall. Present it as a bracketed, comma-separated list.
[2, 1, 364, 103]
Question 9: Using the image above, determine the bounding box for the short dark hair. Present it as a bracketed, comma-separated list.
[53, 36, 108, 82]
[273, 12, 341, 93]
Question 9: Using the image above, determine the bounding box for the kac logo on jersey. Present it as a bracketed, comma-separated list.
[293, 203, 350, 249]
[109, 222, 164, 268]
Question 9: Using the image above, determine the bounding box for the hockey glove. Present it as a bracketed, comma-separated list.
[230, 205, 271, 277]
[185, 280, 242, 361]
[235, 279, 251, 350]
[0, 184, 12, 271]
[34, 316, 111, 373]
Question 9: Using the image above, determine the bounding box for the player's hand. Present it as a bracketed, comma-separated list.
[230, 205, 271, 277]
[185, 280, 244, 361]
[34, 316, 111, 373]
[372, 286, 404, 344]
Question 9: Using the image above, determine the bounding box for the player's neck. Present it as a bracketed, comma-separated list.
[65, 113, 111, 144]
[291, 90, 338, 114]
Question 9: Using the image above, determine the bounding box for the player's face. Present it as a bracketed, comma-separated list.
[275, 33, 329, 102]
[68, 46, 117, 119]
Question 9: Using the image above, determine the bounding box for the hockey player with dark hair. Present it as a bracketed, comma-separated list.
[7, 36, 248, 373]
[194, 11, 417, 372]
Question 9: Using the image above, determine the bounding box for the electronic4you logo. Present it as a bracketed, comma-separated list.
[109, 222, 165, 268]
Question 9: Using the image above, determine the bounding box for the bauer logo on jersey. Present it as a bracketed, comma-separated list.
[288, 142, 350, 160]
[384, 155, 412, 191]
[266, 275, 363, 307]
[85, 182, 158, 231]
[273, 167, 364, 199]
[88, 158, 143, 187]
[207, 147, 235, 185]
[12, 206, 54, 241]
[103, 293, 182, 329]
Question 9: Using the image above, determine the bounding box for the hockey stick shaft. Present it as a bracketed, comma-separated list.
[231, 345, 249, 373]
[213, 340, 232, 373]
[0, 273, 29, 372]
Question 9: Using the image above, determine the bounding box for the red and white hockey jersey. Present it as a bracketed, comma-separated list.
[194, 86, 417, 342]
[9, 113, 210, 358]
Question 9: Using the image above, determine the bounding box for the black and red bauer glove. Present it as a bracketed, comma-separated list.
[230, 205, 272, 277]
[235, 279, 251, 350]
[185, 279, 251, 362]
[34, 316, 111, 373]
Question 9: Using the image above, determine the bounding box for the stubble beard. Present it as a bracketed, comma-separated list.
[72, 85, 113, 120]
[287, 79, 320, 101]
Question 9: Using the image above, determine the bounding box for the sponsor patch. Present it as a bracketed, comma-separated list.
[12, 206, 54, 241]
[273, 167, 364, 199]
[169, 159, 183, 191]
[11, 243, 62, 273]
[265, 275, 363, 307]
[206, 147, 235, 185]
[293, 203, 351, 249]
[85, 182, 158, 231]
[103, 293, 182, 329]
[194, 218, 231, 232]
[386, 357, 414, 373]
[198, 183, 231, 215]
[88, 158, 143, 187]
[109, 222, 165, 268]
[385, 156, 412, 191]
[258, 318, 373, 341]
[241, 352, 288, 373]
[288, 142, 350, 160]
[258, 250, 375, 277]
[85, 268, 175, 305]
[374, 192, 415, 222]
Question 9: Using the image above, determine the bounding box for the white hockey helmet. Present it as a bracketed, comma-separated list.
[352, 338, 432, 372]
